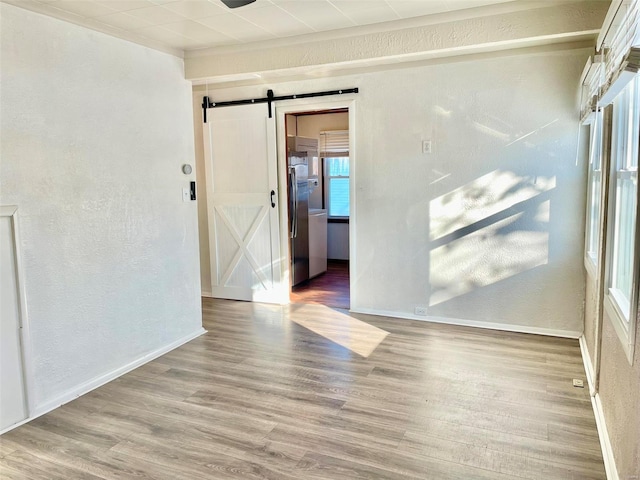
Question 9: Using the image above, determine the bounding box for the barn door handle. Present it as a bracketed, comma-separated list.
[270, 190, 276, 208]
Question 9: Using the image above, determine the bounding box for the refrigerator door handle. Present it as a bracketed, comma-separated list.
[288, 167, 295, 239]
[292, 168, 298, 238]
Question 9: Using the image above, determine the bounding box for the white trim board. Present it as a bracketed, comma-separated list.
[579, 335, 596, 394]
[603, 292, 636, 365]
[350, 307, 582, 339]
[0, 327, 206, 436]
[579, 336, 621, 480]
[591, 393, 621, 480]
[274, 98, 357, 309]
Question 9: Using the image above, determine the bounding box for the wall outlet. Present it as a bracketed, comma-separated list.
[422, 140, 432, 154]
[415, 306, 428, 316]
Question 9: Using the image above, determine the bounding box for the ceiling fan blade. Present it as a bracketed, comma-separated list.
[220, 0, 257, 8]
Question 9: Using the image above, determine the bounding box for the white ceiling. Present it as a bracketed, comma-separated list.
[19, 0, 515, 53]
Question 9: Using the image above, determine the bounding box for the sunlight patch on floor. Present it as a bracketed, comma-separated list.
[286, 303, 389, 358]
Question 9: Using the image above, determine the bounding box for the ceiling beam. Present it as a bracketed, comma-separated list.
[185, 1, 608, 84]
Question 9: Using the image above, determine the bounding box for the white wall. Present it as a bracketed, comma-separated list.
[195, 44, 589, 335]
[0, 3, 203, 413]
[326, 223, 350, 261]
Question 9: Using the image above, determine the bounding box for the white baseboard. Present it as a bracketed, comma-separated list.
[578, 336, 620, 480]
[591, 393, 620, 480]
[0, 327, 206, 436]
[350, 307, 582, 339]
[201, 290, 213, 298]
[579, 335, 596, 393]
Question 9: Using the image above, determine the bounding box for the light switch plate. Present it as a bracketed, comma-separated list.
[182, 188, 190, 202]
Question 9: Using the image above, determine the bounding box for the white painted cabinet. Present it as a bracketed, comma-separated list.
[309, 209, 327, 278]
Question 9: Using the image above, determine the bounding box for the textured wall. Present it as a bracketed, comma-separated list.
[195, 44, 590, 334]
[0, 4, 202, 409]
[599, 310, 640, 479]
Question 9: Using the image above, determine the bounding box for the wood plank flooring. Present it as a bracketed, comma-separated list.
[0, 298, 605, 479]
[290, 260, 350, 309]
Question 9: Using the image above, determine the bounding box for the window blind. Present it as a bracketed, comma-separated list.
[598, 0, 640, 103]
[580, 55, 604, 123]
[319, 130, 349, 156]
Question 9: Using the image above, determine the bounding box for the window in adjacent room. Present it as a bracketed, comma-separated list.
[325, 157, 350, 218]
[320, 130, 350, 219]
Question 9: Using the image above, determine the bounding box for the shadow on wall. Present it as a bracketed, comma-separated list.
[422, 104, 563, 311]
[429, 169, 555, 307]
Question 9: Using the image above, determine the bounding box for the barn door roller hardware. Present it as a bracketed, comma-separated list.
[201, 87, 359, 123]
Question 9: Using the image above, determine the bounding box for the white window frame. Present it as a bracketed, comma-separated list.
[584, 110, 604, 279]
[323, 156, 350, 219]
[320, 130, 350, 220]
[603, 74, 639, 364]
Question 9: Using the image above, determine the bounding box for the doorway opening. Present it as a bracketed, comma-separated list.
[284, 108, 351, 310]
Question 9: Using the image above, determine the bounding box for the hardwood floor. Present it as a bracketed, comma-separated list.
[0, 298, 605, 479]
[290, 260, 350, 309]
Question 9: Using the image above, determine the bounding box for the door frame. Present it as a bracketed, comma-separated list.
[274, 98, 357, 308]
[0, 205, 35, 433]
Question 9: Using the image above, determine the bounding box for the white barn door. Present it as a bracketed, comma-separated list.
[203, 103, 283, 303]
[0, 206, 29, 431]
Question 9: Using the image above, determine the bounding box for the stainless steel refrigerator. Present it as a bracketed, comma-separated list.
[288, 152, 309, 286]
